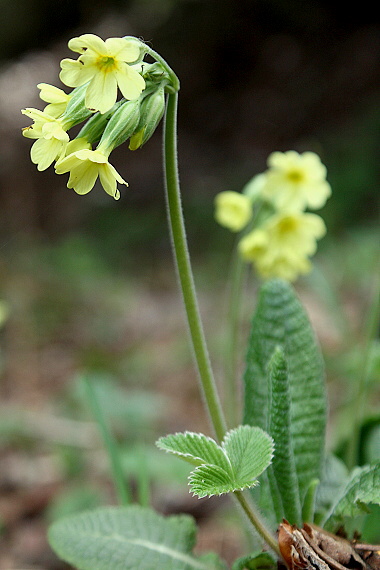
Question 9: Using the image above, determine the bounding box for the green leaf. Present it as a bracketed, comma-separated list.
[222, 426, 274, 485]
[323, 462, 380, 529]
[156, 431, 231, 471]
[157, 426, 273, 498]
[48, 505, 225, 570]
[189, 464, 236, 498]
[243, 279, 326, 501]
[232, 551, 277, 570]
[267, 347, 302, 525]
[314, 454, 349, 524]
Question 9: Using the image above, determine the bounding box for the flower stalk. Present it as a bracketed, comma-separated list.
[163, 90, 279, 555]
[163, 91, 227, 442]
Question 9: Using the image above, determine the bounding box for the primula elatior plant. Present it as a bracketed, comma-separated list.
[22, 34, 380, 570]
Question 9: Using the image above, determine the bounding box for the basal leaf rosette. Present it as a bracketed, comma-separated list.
[157, 426, 274, 498]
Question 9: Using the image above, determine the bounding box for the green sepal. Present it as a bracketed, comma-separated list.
[61, 83, 94, 129]
[98, 98, 141, 153]
[75, 100, 124, 146]
[129, 87, 166, 149]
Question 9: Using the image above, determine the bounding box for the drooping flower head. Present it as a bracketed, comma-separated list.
[238, 211, 326, 281]
[55, 148, 127, 200]
[261, 150, 331, 211]
[60, 34, 146, 114]
[214, 191, 253, 232]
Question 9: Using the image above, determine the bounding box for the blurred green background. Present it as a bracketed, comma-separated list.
[0, 1, 379, 567]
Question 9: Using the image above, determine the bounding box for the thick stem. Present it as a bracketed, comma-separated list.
[163, 92, 226, 442]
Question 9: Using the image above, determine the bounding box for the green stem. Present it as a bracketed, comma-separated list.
[83, 376, 131, 506]
[234, 490, 281, 557]
[163, 92, 226, 442]
[163, 92, 278, 555]
[144, 46, 180, 93]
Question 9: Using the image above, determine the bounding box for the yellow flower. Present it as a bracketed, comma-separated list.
[214, 191, 253, 232]
[59, 34, 146, 114]
[37, 83, 70, 117]
[261, 150, 331, 211]
[55, 148, 127, 200]
[238, 211, 326, 281]
[22, 108, 69, 170]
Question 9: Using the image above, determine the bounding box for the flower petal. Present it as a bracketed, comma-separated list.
[31, 138, 63, 171]
[59, 59, 87, 87]
[98, 162, 127, 199]
[116, 65, 145, 100]
[105, 37, 141, 62]
[85, 73, 118, 113]
[68, 34, 107, 55]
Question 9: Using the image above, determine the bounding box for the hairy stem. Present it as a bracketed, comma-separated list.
[234, 490, 281, 556]
[163, 91, 279, 554]
[163, 92, 226, 442]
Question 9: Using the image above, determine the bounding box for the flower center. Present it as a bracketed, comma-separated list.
[286, 169, 304, 183]
[277, 216, 298, 235]
[96, 55, 117, 72]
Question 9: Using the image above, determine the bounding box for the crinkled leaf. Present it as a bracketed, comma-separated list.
[323, 462, 380, 529]
[267, 347, 302, 525]
[232, 551, 277, 570]
[222, 425, 274, 484]
[157, 426, 273, 499]
[48, 505, 225, 570]
[156, 431, 231, 471]
[243, 279, 326, 502]
[189, 464, 236, 498]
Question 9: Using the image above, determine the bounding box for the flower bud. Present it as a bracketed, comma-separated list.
[98, 99, 141, 154]
[129, 88, 165, 150]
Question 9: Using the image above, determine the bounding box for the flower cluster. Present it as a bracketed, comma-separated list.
[22, 34, 176, 199]
[214, 151, 331, 282]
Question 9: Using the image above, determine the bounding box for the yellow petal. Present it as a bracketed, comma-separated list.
[116, 65, 145, 100]
[68, 34, 107, 55]
[85, 73, 118, 113]
[105, 37, 141, 61]
[31, 138, 63, 171]
[59, 59, 86, 87]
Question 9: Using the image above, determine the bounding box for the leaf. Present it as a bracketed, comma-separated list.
[266, 347, 302, 525]
[156, 431, 231, 471]
[48, 505, 225, 570]
[323, 462, 380, 529]
[157, 426, 274, 498]
[222, 426, 274, 484]
[243, 279, 326, 501]
[314, 454, 349, 523]
[232, 551, 277, 569]
[189, 464, 237, 498]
